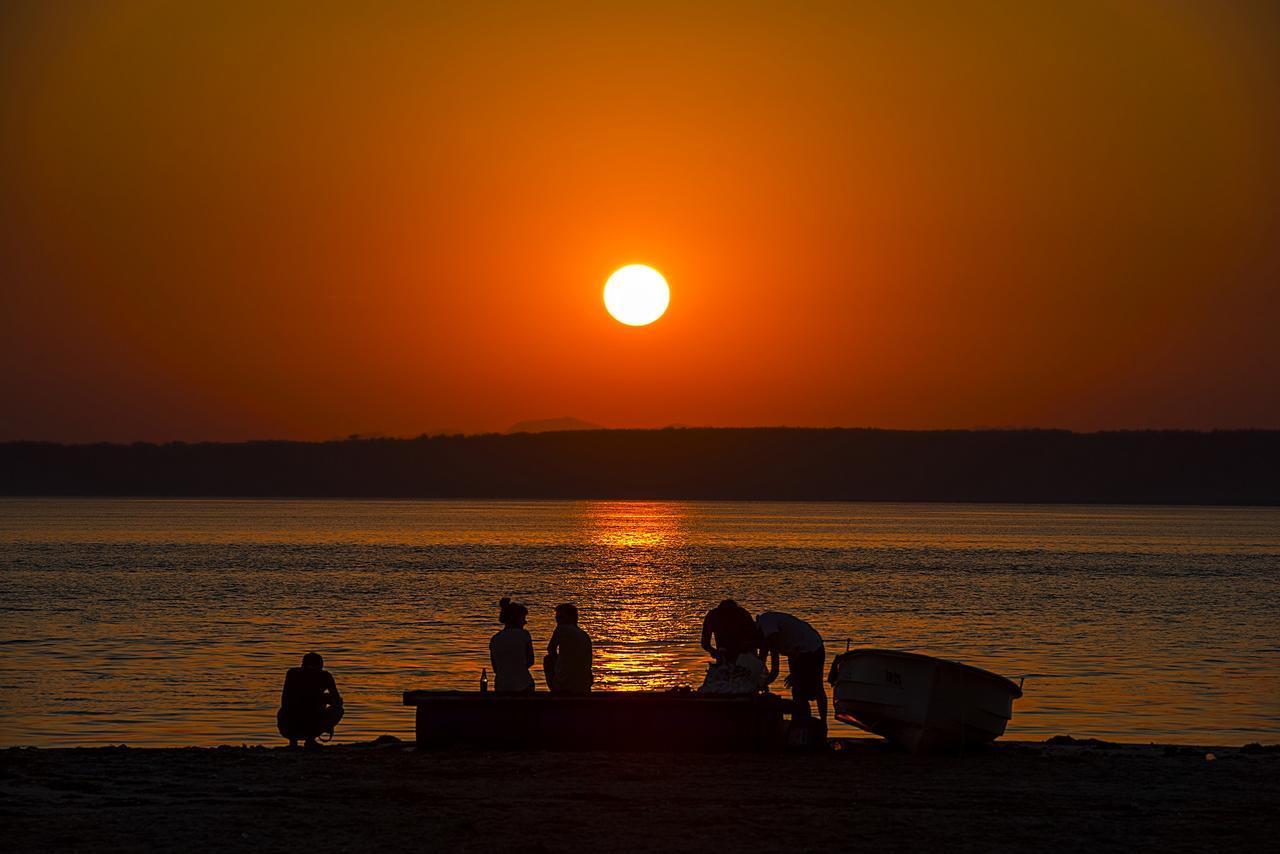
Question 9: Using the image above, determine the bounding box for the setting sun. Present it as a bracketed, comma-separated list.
[604, 265, 669, 327]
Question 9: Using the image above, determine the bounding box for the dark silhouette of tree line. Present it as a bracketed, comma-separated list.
[1, 428, 1277, 504]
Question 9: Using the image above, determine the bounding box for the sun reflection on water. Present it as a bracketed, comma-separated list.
[582, 501, 687, 549]
[575, 502, 705, 689]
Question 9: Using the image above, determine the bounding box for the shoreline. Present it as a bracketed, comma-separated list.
[4, 738, 1277, 852]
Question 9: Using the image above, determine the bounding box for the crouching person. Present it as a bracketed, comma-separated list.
[277, 651, 344, 748]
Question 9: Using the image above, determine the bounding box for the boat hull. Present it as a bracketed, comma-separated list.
[830, 649, 1022, 752]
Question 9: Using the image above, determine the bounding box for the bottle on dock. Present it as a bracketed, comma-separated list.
[480, 667, 488, 694]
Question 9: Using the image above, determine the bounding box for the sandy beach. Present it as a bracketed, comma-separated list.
[3, 738, 1276, 852]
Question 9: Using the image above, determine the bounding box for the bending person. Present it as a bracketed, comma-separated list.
[277, 651, 344, 748]
[700, 599, 759, 665]
[489, 597, 535, 694]
[757, 611, 827, 721]
[543, 603, 593, 693]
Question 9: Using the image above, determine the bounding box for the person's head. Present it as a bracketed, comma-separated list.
[718, 599, 738, 611]
[301, 652, 323, 670]
[555, 603, 578, 625]
[499, 596, 528, 628]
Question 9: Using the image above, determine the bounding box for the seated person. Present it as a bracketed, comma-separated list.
[543, 603, 593, 693]
[757, 611, 827, 721]
[277, 651, 344, 748]
[489, 597, 535, 694]
[700, 599, 760, 664]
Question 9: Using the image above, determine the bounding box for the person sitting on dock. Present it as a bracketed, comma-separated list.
[490, 597, 535, 694]
[277, 651, 344, 748]
[700, 599, 760, 664]
[757, 611, 827, 722]
[543, 602, 593, 693]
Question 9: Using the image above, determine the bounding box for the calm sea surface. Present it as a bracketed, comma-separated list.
[1, 499, 1277, 747]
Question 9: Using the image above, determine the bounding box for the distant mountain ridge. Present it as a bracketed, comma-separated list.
[2, 428, 1278, 505]
[506, 417, 602, 434]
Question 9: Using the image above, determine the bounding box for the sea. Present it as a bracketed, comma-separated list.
[1, 498, 1277, 747]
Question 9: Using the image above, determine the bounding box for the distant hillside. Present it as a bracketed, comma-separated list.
[506, 417, 602, 434]
[2, 428, 1278, 504]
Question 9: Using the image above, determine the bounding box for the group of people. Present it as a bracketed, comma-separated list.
[276, 596, 825, 747]
[487, 597, 595, 695]
[700, 599, 827, 721]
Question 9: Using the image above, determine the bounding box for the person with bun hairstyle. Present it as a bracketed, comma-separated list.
[489, 597, 535, 694]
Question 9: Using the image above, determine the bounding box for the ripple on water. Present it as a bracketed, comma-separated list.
[0, 498, 1277, 747]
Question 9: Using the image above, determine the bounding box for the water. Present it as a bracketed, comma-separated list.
[1, 498, 1277, 747]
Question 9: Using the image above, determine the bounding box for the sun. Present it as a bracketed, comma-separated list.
[604, 265, 669, 326]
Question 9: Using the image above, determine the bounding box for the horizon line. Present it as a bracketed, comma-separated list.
[5, 424, 1280, 447]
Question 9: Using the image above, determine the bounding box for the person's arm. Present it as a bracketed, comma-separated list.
[524, 634, 534, 668]
[700, 613, 715, 657]
[490, 638, 500, 674]
[326, 671, 342, 707]
[765, 642, 780, 685]
[547, 626, 561, 657]
[280, 671, 292, 707]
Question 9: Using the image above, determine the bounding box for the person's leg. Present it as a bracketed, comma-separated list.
[787, 655, 813, 718]
[296, 708, 327, 748]
[816, 648, 828, 721]
[322, 704, 344, 736]
[792, 687, 813, 719]
[277, 708, 300, 747]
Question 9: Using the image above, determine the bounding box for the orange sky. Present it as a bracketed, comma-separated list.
[2, 1, 1278, 441]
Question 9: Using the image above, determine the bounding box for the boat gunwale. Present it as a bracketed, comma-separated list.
[831, 648, 1024, 698]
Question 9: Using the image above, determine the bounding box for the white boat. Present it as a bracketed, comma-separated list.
[828, 649, 1023, 752]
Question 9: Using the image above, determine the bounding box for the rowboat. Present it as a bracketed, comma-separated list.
[828, 649, 1023, 752]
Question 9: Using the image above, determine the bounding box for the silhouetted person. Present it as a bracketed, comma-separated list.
[757, 611, 827, 721]
[490, 597, 535, 694]
[543, 603, 593, 693]
[277, 652, 344, 748]
[700, 599, 760, 664]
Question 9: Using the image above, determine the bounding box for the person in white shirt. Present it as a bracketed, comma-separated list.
[489, 597, 535, 694]
[756, 611, 827, 721]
